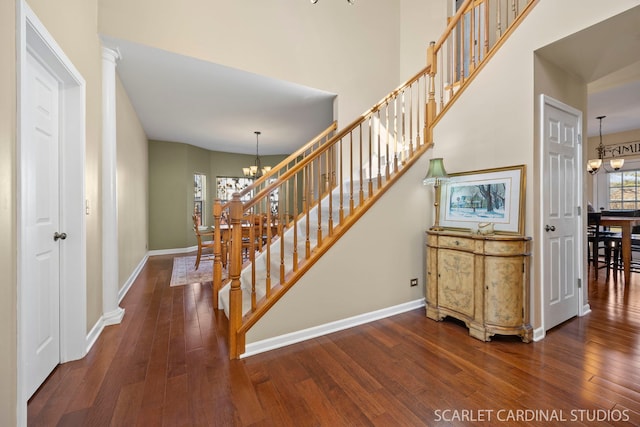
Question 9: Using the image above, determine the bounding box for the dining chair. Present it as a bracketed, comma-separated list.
[192, 213, 214, 270]
[587, 212, 621, 279]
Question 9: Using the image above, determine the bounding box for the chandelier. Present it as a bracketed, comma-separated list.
[587, 115, 624, 175]
[311, 0, 355, 4]
[243, 131, 271, 178]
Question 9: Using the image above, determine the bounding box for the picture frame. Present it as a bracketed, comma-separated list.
[439, 165, 525, 235]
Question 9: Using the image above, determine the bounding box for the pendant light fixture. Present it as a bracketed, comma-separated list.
[587, 115, 624, 175]
[243, 131, 271, 178]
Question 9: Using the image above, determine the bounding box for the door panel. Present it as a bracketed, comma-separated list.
[25, 51, 61, 398]
[543, 99, 580, 330]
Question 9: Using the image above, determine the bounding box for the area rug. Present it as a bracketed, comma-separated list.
[170, 256, 215, 287]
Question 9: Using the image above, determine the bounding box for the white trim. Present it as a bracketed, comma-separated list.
[539, 94, 587, 335]
[101, 46, 124, 325]
[532, 326, 546, 342]
[148, 245, 199, 256]
[84, 254, 148, 355]
[118, 254, 148, 303]
[17, 2, 87, 424]
[241, 299, 426, 358]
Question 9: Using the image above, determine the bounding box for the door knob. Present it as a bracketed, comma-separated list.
[544, 225, 555, 232]
[54, 232, 67, 241]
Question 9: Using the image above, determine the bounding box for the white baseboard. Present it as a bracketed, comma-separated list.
[85, 253, 150, 354]
[85, 315, 105, 354]
[118, 254, 148, 303]
[242, 298, 426, 358]
[148, 246, 197, 256]
[533, 326, 546, 342]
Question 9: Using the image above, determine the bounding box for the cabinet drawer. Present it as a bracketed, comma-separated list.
[438, 235, 475, 251]
[484, 240, 528, 256]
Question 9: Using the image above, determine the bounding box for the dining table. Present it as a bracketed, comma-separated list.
[599, 216, 640, 283]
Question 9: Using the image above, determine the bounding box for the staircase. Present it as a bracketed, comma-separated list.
[214, 0, 538, 359]
[218, 180, 375, 319]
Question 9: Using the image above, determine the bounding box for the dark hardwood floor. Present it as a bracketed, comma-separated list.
[28, 254, 640, 426]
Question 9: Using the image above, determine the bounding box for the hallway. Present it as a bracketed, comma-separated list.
[28, 254, 640, 426]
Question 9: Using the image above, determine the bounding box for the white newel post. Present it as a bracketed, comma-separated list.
[101, 46, 125, 325]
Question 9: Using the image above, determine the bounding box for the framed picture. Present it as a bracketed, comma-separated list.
[439, 165, 525, 235]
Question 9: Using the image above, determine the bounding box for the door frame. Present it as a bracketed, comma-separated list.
[538, 94, 589, 340]
[16, 0, 86, 422]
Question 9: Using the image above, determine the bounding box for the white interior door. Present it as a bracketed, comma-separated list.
[24, 50, 62, 398]
[542, 96, 581, 330]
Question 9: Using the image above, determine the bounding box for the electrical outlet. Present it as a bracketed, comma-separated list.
[410, 278, 418, 287]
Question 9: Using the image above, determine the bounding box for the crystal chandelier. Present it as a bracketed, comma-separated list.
[587, 116, 624, 175]
[243, 131, 271, 178]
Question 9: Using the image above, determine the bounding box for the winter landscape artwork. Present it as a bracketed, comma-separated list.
[439, 165, 525, 234]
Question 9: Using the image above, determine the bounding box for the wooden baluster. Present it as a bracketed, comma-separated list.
[292, 174, 298, 271]
[212, 199, 222, 310]
[376, 110, 381, 190]
[426, 41, 437, 144]
[327, 145, 334, 236]
[416, 76, 422, 148]
[400, 91, 405, 164]
[305, 165, 311, 259]
[367, 118, 374, 194]
[470, 2, 476, 72]
[385, 101, 390, 181]
[356, 131, 364, 206]
[496, 0, 502, 38]
[483, 0, 489, 55]
[339, 137, 345, 224]
[250, 214, 256, 311]
[265, 205, 272, 298]
[316, 156, 323, 247]
[393, 96, 399, 173]
[349, 129, 354, 214]
[228, 194, 244, 359]
[409, 84, 414, 158]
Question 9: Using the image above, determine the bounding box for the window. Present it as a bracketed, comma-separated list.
[608, 170, 640, 210]
[194, 173, 206, 226]
[216, 176, 253, 202]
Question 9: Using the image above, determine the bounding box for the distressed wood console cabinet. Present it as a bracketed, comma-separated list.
[426, 230, 532, 342]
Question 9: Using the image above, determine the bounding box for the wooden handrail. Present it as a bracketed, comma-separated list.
[216, 0, 538, 359]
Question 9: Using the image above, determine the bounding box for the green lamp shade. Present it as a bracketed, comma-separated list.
[423, 158, 449, 185]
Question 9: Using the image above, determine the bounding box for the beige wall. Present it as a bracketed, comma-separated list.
[27, 0, 105, 332]
[1, 0, 16, 424]
[97, 0, 403, 131]
[116, 77, 149, 287]
[399, 0, 448, 80]
[248, 0, 640, 344]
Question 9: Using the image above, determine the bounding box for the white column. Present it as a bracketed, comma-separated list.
[101, 46, 125, 325]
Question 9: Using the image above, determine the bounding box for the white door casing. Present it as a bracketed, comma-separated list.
[18, 1, 87, 422]
[541, 95, 585, 331]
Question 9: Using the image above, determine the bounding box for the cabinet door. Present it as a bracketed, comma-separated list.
[437, 248, 475, 317]
[484, 256, 523, 327]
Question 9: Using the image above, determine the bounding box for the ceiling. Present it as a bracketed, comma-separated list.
[106, 5, 640, 156]
[103, 36, 336, 156]
[536, 5, 640, 138]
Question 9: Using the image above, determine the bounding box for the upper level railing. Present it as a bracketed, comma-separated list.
[214, 0, 537, 359]
[425, 0, 536, 129]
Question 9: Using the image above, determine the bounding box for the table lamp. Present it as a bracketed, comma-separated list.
[423, 158, 449, 230]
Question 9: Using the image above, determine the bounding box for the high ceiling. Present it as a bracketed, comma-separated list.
[106, 5, 640, 157]
[103, 36, 336, 156]
[536, 5, 640, 138]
